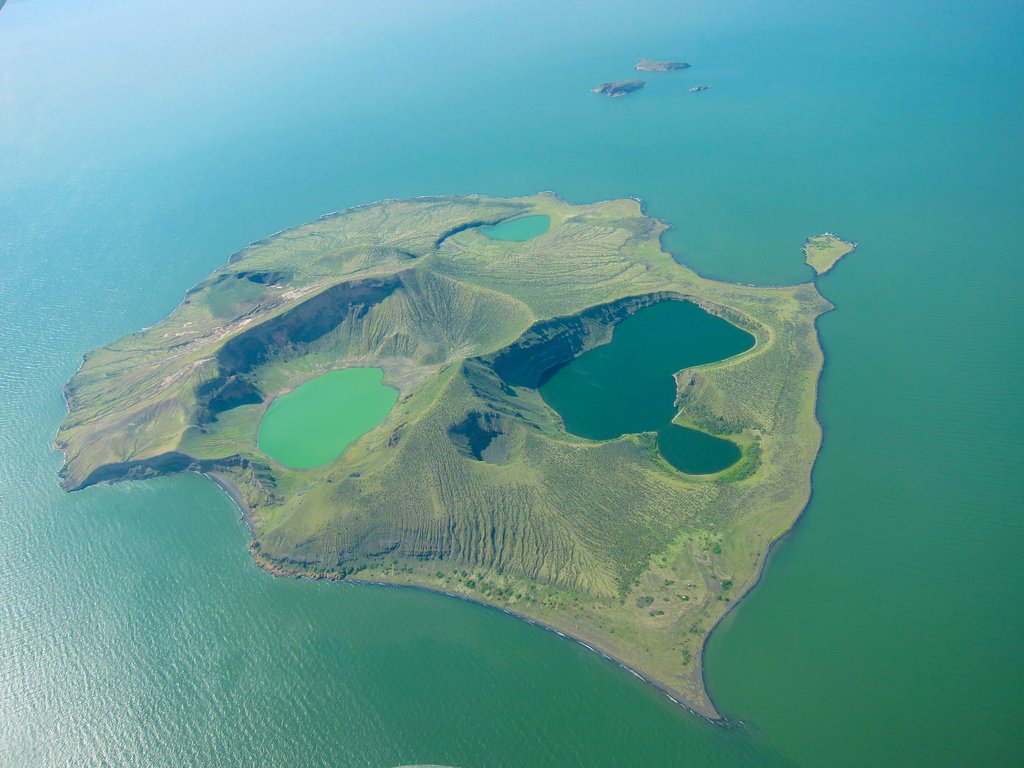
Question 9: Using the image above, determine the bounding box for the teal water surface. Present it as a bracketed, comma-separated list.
[1, 0, 1021, 766]
[540, 300, 753, 473]
[480, 215, 550, 241]
[258, 368, 397, 469]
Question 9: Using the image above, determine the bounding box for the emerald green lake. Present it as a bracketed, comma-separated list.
[481, 215, 550, 241]
[258, 368, 396, 468]
[540, 300, 753, 473]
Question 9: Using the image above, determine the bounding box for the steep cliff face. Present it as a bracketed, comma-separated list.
[197, 274, 403, 424]
[484, 292, 679, 388]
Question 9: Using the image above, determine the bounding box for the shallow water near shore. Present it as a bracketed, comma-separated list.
[540, 299, 752, 473]
[1, 0, 1022, 766]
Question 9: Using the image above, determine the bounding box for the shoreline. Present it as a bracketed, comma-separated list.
[803, 233, 858, 275]
[696, 293, 834, 719]
[347, 577, 728, 725]
[203, 468, 727, 721]
[205, 471, 257, 535]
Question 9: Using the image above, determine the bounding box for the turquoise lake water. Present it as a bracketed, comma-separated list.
[481, 215, 550, 241]
[1, 1, 1021, 766]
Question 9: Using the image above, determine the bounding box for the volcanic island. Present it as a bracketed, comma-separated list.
[592, 79, 646, 97]
[635, 59, 690, 72]
[56, 194, 831, 718]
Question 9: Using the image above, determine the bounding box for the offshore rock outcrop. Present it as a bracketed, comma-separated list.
[592, 79, 646, 97]
[635, 59, 690, 72]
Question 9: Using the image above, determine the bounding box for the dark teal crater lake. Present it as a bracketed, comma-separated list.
[481, 215, 550, 241]
[540, 300, 754, 474]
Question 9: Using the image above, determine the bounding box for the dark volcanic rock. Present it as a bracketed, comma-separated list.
[592, 79, 646, 97]
[635, 59, 690, 72]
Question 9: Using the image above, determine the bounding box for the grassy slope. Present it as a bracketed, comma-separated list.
[56, 193, 830, 717]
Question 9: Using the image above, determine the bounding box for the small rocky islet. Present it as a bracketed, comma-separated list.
[635, 59, 690, 72]
[592, 79, 646, 97]
[803, 233, 857, 274]
[594, 58, 706, 97]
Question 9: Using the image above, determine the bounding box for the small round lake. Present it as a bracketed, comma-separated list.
[481, 215, 550, 241]
[540, 300, 755, 474]
[257, 367, 397, 469]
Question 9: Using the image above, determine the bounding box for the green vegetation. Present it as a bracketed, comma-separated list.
[803, 232, 857, 274]
[55, 193, 830, 717]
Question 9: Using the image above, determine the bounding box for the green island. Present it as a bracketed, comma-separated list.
[803, 232, 857, 274]
[55, 194, 831, 718]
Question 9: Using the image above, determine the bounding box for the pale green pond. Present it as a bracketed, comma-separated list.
[257, 368, 397, 468]
[481, 215, 550, 241]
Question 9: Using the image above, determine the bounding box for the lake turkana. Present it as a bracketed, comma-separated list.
[1, 0, 1021, 766]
